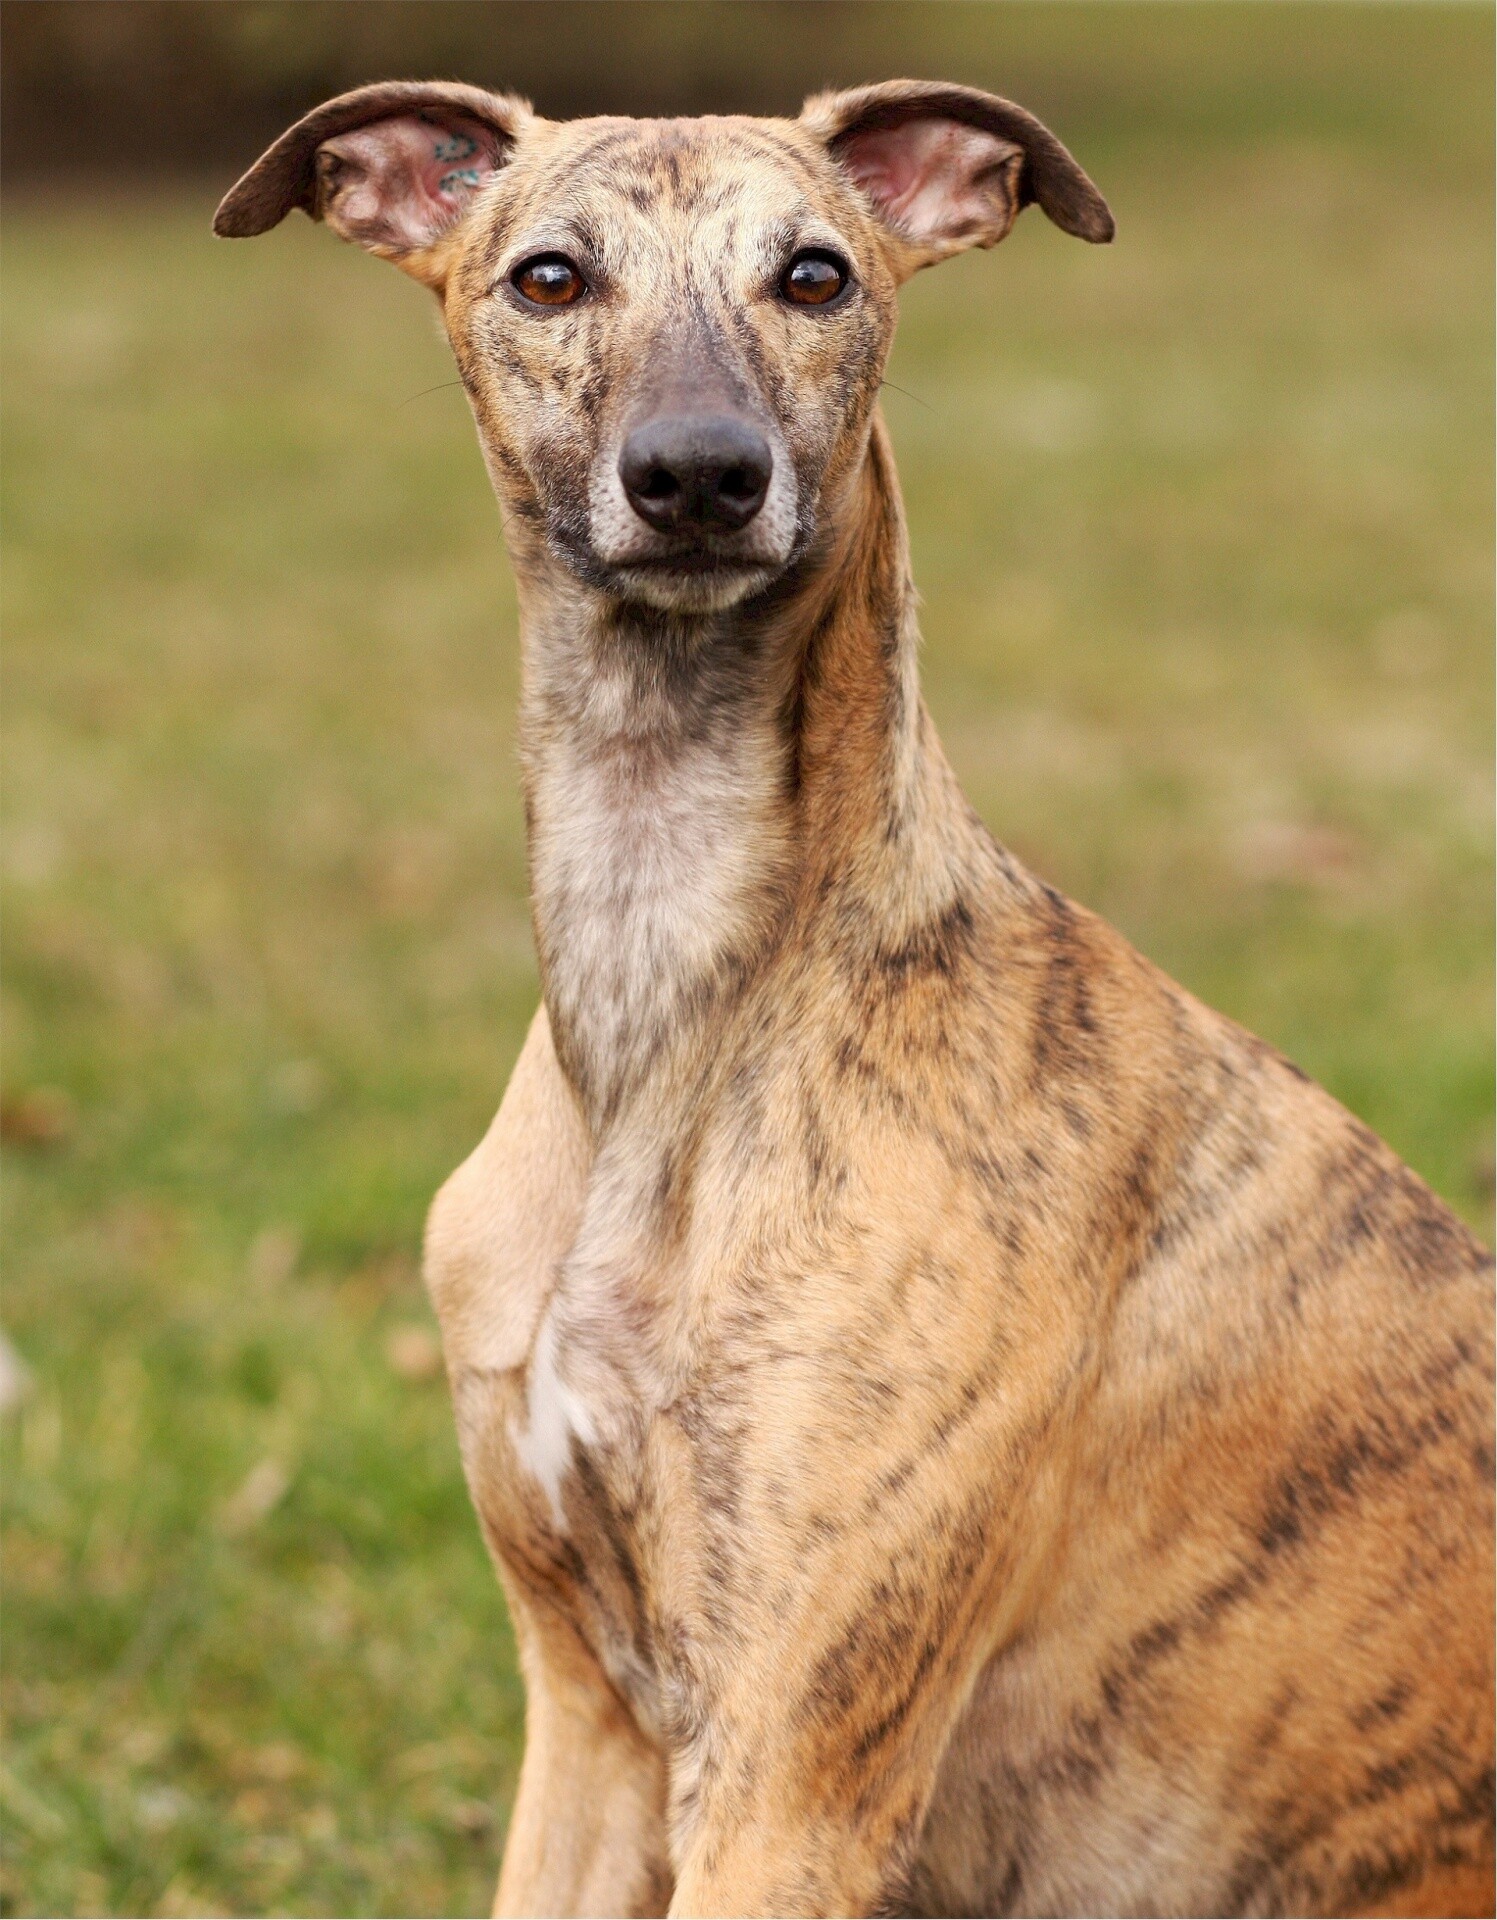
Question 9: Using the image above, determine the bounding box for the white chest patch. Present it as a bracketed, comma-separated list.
[510, 1303, 599, 1528]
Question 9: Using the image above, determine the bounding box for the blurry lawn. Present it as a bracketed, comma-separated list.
[2, 11, 1491, 1917]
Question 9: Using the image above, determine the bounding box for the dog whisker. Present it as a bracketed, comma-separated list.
[400, 380, 465, 405]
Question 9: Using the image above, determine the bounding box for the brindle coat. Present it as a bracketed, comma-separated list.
[217, 81, 1495, 1919]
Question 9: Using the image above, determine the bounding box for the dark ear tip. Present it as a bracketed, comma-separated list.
[1037, 176, 1114, 244]
[211, 193, 268, 239]
[212, 160, 316, 238]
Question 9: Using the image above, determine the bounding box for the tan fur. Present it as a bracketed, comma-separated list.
[220, 84, 1494, 1919]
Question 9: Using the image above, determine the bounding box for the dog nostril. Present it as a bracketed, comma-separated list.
[640, 467, 679, 501]
[718, 466, 752, 500]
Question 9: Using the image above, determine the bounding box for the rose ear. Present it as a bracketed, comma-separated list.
[802, 81, 1113, 273]
[213, 80, 530, 288]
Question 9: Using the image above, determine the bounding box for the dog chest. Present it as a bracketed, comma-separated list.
[510, 1297, 602, 1527]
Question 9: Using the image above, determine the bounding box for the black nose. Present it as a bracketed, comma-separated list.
[619, 416, 772, 533]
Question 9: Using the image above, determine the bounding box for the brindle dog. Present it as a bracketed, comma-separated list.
[216, 81, 1495, 1919]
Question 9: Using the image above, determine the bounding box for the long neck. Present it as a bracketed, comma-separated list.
[514, 414, 983, 1132]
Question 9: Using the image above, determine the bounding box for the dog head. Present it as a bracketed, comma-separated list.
[217, 82, 1111, 614]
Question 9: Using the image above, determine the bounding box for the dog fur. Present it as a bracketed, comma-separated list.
[217, 82, 1495, 1918]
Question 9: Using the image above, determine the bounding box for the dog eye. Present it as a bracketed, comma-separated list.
[512, 255, 586, 308]
[780, 250, 849, 308]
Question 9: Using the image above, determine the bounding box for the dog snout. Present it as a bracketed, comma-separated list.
[618, 417, 773, 534]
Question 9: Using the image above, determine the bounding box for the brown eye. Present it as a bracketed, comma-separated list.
[780, 250, 849, 308]
[513, 255, 585, 307]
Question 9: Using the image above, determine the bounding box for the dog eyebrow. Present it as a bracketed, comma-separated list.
[764, 211, 848, 251]
[490, 225, 603, 282]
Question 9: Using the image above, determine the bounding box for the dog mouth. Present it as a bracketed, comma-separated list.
[571, 513, 794, 608]
[602, 545, 785, 611]
[595, 513, 793, 576]
[617, 549, 776, 576]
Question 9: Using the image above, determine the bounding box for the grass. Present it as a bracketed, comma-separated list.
[2, 9, 1491, 1915]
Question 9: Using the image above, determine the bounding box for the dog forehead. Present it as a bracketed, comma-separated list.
[506, 112, 848, 230]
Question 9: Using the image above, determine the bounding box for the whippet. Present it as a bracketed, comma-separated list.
[217, 80, 1495, 1918]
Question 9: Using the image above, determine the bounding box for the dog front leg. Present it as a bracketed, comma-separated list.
[495, 1576, 671, 1918]
[669, 1796, 922, 1919]
[661, 1514, 1004, 1920]
[427, 1005, 672, 1914]
[666, 1717, 948, 1920]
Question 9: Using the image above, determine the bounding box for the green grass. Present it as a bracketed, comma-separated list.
[2, 10, 1491, 1915]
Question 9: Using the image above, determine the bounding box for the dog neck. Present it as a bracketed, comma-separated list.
[510, 414, 986, 1134]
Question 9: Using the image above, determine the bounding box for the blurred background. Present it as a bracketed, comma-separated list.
[2, 4, 1491, 1914]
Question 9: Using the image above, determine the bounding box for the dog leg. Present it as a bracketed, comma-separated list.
[670, 1807, 910, 1919]
[495, 1580, 671, 1918]
[428, 1010, 672, 1915]
[667, 1715, 950, 1920]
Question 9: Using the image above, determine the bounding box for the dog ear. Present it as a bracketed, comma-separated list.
[213, 81, 530, 289]
[802, 81, 1113, 274]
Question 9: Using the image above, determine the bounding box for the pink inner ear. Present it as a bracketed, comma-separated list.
[838, 118, 1023, 248]
[838, 125, 925, 211]
[319, 112, 501, 253]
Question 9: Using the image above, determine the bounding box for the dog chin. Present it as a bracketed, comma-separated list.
[604, 558, 784, 614]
